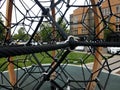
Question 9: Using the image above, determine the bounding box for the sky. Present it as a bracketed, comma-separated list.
[0, 0, 86, 34]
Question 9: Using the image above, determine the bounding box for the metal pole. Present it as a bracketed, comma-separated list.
[86, 0, 103, 90]
[5, 0, 16, 86]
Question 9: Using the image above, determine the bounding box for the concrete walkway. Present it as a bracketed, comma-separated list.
[86, 55, 120, 76]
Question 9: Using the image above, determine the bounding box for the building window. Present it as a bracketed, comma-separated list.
[102, 8, 110, 16]
[116, 5, 120, 13]
[102, 8, 106, 16]
[82, 13, 86, 20]
[82, 28, 88, 34]
[116, 24, 120, 31]
[73, 15, 78, 23]
[116, 16, 120, 22]
[71, 29, 78, 35]
[72, 15, 78, 28]
[106, 8, 110, 15]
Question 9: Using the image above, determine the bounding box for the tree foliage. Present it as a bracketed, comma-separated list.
[104, 24, 114, 41]
[13, 27, 29, 41]
[0, 16, 5, 42]
[39, 17, 69, 42]
[56, 17, 69, 40]
[39, 22, 52, 42]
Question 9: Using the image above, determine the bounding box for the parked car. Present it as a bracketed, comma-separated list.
[74, 46, 85, 51]
[107, 47, 120, 54]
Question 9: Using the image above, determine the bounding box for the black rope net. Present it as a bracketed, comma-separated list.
[0, 0, 120, 90]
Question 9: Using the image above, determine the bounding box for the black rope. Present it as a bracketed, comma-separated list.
[35, 50, 70, 90]
[0, 0, 120, 90]
[0, 43, 68, 58]
[0, 40, 120, 58]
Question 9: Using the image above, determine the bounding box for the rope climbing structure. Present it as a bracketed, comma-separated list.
[0, 0, 120, 90]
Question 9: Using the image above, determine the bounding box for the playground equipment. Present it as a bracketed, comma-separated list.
[0, 0, 120, 90]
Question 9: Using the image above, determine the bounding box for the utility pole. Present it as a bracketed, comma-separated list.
[5, 0, 16, 86]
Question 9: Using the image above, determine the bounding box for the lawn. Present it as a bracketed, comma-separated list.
[67, 52, 94, 64]
[0, 51, 94, 71]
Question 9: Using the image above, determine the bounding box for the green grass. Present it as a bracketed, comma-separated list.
[67, 52, 94, 64]
[0, 58, 8, 71]
[0, 51, 94, 71]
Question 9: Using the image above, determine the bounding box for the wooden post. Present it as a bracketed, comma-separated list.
[86, 0, 103, 90]
[51, 0, 56, 58]
[51, 0, 56, 73]
[5, 0, 16, 86]
[50, 0, 57, 89]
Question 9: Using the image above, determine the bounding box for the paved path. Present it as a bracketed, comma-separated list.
[86, 55, 120, 75]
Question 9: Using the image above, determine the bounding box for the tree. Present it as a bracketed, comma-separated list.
[56, 17, 69, 40]
[0, 16, 5, 42]
[13, 27, 29, 41]
[34, 33, 41, 42]
[39, 17, 69, 42]
[104, 24, 114, 41]
[39, 22, 52, 42]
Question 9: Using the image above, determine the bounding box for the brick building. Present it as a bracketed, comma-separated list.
[102, 0, 120, 31]
[70, 7, 93, 40]
[70, 0, 120, 40]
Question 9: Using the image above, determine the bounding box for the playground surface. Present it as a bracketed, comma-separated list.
[0, 64, 120, 90]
